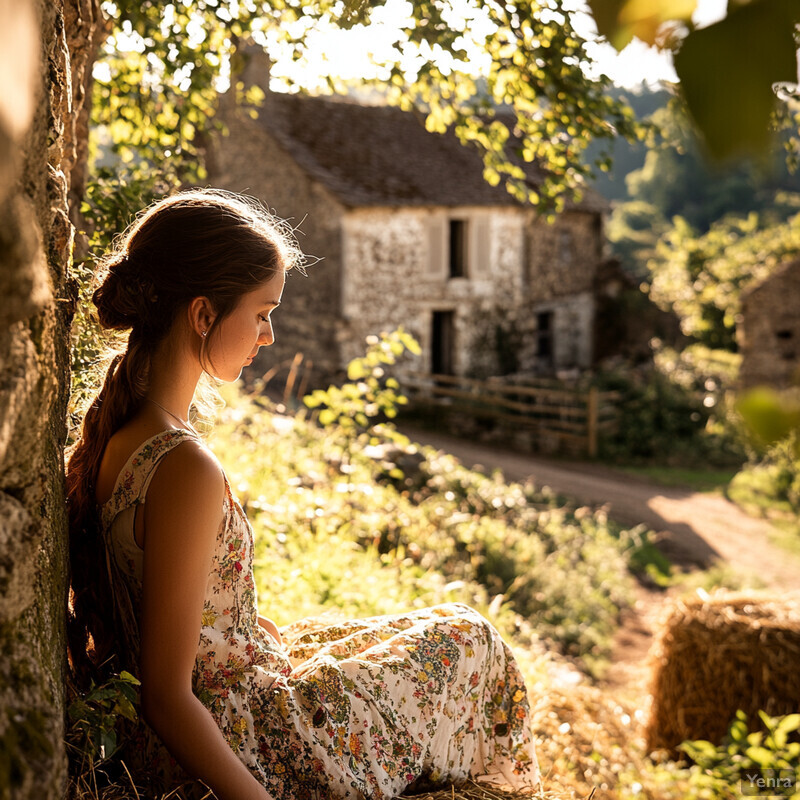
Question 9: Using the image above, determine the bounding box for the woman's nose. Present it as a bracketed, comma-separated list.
[259, 320, 274, 346]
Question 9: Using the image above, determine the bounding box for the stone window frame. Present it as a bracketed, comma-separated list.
[428, 209, 491, 282]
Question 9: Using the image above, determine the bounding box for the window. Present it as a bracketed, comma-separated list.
[776, 329, 795, 361]
[449, 219, 468, 278]
[536, 311, 554, 360]
[431, 311, 455, 375]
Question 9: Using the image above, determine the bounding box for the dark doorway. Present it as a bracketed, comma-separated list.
[536, 311, 554, 362]
[432, 311, 455, 375]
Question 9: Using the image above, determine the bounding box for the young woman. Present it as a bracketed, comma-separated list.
[66, 189, 541, 800]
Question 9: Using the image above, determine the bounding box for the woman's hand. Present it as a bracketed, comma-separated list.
[257, 614, 282, 646]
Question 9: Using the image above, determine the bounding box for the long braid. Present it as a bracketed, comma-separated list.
[65, 341, 152, 688]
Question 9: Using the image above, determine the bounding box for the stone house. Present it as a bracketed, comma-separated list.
[739, 258, 800, 389]
[206, 55, 610, 384]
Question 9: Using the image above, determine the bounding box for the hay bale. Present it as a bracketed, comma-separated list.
[644, 589, 800, 756]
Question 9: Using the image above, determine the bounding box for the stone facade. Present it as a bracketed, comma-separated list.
[0, 1, 99, 796]
[339, 206, 525, 375]
[208, 98, 346, 385]
[209, 66, 608, 384]
[517, 209, 603, 374]
[739, 259, 800, 389]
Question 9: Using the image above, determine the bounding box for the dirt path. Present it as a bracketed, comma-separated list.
[402, 426, 800, 693]
[403, 425, 800, 590]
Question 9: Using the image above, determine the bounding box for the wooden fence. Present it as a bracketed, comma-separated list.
[402, 372, 621, 457]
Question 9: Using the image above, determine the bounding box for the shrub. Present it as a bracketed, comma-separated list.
[728, 432, 800, 521]
[212, 335, 649, 673]
[626, 710, 800, 800]
[597, 343, 746, 467]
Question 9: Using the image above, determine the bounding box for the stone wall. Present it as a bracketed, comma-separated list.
[593, 257, 685, 365]
[517, 292, 596, 373]
[739, 259, 800, 389]
[0, 0, 98, 796]
[519, 208, 603, 373]
[524, 208, 602, 300]
[341, 206, 526, 376]
[208, 100, 346, 386]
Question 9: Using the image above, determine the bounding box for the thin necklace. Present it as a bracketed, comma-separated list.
[145, 397, 198, 435]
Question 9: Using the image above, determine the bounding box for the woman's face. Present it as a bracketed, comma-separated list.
[206, 271, 286, 382]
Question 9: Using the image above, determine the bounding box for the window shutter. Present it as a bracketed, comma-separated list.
[470, 213, 491, 277]
[427, 214, 446, 278]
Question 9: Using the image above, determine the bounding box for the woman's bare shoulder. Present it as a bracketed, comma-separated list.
[96, 415, 223, 508]
[141, 438, 226, 558]
[145, 432, 224, 503]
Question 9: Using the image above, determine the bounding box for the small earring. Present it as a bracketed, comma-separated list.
[202, 330, 207, 337]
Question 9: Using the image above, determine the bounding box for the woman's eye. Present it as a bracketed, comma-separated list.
[259, 314, 270, 323]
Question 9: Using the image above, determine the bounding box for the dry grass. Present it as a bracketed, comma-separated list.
[67, 769, 213, 800]
[644, 588, 800, 756]
[530, 684, 650, 799]
[67, 771, 597, 800]
[67, 775, 594, 800]
[403, 779, 595, 800]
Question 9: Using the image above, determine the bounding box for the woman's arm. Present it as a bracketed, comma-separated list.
[139, 441, 274, 800]
[257, 615, 282, 646]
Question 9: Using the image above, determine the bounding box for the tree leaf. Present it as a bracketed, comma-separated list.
[347, 361, 368, 381]
[736, 387, 800, 447]
[99, 729, 117, 760]
[319, 409, 336, 426]
[587, 0, 696, 50]
[674, 0, 800, 161]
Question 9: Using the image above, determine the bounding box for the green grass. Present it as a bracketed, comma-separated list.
[727, 465, 799, 518]
[727, 483, 800, 558]
[670, 560, 767, 593]
[208, 384, 658, 677]
[611, 464, 737, 493]
[726, 462, 800, 556]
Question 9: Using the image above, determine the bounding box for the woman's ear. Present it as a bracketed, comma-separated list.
[187, 296, 217, 338]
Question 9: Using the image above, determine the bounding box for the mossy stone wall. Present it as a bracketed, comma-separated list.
[0, 1, 101, 796]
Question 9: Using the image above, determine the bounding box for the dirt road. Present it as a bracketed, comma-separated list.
[402, 425, 800, 699]
[403, 426, 800, 591]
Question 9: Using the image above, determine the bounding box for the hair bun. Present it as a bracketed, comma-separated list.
[93, 256, 147, 331]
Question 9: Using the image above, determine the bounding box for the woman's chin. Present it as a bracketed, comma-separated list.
[212, 370, 243, 383]
[208, 362, 251, 382]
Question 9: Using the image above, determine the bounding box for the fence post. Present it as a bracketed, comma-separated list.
[587, 386, 598, 458]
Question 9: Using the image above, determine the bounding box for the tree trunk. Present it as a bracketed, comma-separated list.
[0, 1, 101, 797]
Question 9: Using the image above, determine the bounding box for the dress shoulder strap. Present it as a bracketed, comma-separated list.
[100, 429, 200, 529]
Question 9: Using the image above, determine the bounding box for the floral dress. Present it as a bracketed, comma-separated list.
[99, 429, 541, 799]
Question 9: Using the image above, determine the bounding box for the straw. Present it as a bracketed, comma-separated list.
[643, 589, 800, 756]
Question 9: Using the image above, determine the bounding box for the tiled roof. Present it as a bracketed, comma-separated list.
[255, 91, 607, 212]
[741, 257, 800, 300]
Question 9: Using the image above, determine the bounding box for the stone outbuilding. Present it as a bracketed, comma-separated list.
[206, 55, 611, 384]
[739, 258, 800, 389]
